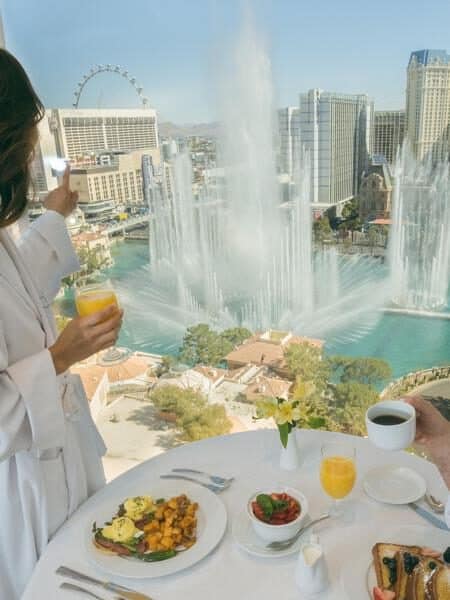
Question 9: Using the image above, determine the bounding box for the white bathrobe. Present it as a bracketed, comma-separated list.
[0, 211, 106, 600]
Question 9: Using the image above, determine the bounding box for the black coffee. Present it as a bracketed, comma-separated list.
[371, 414, 408, 426]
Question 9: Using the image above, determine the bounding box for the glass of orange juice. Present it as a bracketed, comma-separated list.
[320, 442, 356, 518]
[75, 280, 119, 317]
[75, 280, 129, 365]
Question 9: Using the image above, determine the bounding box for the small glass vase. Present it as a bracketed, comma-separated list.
[279, 428, 301, 470]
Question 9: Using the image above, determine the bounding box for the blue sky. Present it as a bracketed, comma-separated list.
[2, 0, 450, 123]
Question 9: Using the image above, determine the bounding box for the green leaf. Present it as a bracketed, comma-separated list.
[256, 494, 274, 518]
[272, 499, 288, 511]
[278, 422, 290, 448]
[307, 416, 327, 429]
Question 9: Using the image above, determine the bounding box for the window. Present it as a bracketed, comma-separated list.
[4, 1, 450, 485]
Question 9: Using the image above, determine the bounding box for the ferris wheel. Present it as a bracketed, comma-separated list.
[72, 64, 149, 108]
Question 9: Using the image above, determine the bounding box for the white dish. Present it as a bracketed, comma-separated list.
[363, 466, 426, 504]
[340, 525, 450, 599]
[85, 479, 227, 578]
[232, 509, 315, 558]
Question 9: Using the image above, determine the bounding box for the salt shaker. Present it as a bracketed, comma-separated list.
[295, 534, 329, 596]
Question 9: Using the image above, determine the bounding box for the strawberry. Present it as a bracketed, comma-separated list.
[373, 587, 396, 600]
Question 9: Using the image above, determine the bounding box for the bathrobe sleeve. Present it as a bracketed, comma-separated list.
[16, 211, 80, 305]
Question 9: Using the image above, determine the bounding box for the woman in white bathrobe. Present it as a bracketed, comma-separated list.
[0, 50, 123, 599]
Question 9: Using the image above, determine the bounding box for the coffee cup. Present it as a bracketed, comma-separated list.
[365, 400, 416, 451]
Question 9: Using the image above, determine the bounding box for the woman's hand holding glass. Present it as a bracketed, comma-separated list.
[49, 305, 123, 375]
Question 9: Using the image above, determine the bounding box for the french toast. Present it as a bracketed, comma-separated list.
[372, 543, 422, 590]
[428, 564, 450, 600]
[394, 550, 422, 599]
[404, 557, 442, 600]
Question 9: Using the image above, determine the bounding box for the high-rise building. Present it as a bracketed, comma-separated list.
[406, 49, 450, 162]
[50, 108, 159, 160]
[298, 89, 373, 208]
[373, 110, 405, 165]
[277, 107, 300, 178]
[70, 149, 160, 222]
[30, 111, 59, 197]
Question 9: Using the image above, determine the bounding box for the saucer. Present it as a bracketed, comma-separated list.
[362, 465, 426, 504]
[232, 510, 307, 558]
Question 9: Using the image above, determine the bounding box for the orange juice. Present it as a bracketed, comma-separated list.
[320, 455, 356, 499]
[76, 290, 118, 317]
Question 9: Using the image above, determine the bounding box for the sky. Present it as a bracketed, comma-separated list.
[2, 0, 450, 123]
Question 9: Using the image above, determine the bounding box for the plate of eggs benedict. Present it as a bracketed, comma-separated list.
[86, 480, 227, 578]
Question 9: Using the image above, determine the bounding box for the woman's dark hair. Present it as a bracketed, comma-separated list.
[0, 49, 44, 227]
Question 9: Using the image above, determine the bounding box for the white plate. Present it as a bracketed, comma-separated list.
[363, 466, 426, 504]
[232, 509, 312, 558]
[340, 525, 450, 599]
[85, 480, 227, 578]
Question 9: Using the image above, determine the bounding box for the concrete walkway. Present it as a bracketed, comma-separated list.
[97, 395, 178, 481]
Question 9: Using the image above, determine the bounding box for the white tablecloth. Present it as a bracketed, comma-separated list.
[23, 429, 449, 600]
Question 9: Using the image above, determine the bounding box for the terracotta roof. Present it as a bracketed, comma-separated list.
[226, 340, 285, 368]
[71, 353, 154, 400]
[225, 335, 323, 370]
[105, 355, 152, 383]
[245, 377, 292, 401]
[193, 365, 226, 383]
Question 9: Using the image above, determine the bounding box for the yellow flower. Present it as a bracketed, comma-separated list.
[256, 398, 278, 419]
[275, 401, 297, 425]
[293, 379, 316, 400]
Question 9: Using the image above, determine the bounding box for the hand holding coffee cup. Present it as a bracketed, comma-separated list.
[366, 400, 416, 451]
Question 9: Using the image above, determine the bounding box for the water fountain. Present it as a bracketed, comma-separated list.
[105, 17, 450, 375]
[137, 17, 390, 344]
[389, 146, 450, 312]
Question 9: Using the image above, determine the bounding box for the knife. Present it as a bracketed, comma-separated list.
[408, 503, 449, 530]
[56, 566, 154, 600]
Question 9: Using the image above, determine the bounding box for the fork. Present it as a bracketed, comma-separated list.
[160, 474, 225, 493]
[60, 581, 123, 599]
[171, 468, 234, 487]
[265, 513, 330, 550]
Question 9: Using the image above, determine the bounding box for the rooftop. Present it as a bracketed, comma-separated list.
[409, 49, 450, 67]
[245, 376, 292, 401]
[71, 353, 155, 400]
[225, 332, 323, 371]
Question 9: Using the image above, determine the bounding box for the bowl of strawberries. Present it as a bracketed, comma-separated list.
[247, 487, 308, 543]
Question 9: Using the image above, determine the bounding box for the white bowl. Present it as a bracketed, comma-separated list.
[247, 487, 309, 543]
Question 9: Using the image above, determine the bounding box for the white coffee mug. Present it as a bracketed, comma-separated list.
[366, 400, 416, 451]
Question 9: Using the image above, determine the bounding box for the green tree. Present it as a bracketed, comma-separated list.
[313, 217, 333, 243]
[339, 198, 361, 232]
[329, 356, 392, 387]
[179, 323, 233, 366]
[331, 382, 380, 435]
[284, 343, 330, 391]
[220, 327, 252, 347]
[150, 385, 232, 441]
[156, 355, 177, 377]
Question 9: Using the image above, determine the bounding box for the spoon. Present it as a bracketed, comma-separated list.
[265, 513, 330, 551]
[424, 493, 445, 514]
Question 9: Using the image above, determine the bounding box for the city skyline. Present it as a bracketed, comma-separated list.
[2, 0, 450, 123]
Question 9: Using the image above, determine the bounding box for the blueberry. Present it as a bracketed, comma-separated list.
[443, 547, 450, 564]
[429, 561, 437, 570]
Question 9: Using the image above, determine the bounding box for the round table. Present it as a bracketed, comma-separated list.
[23, 429, 449, 600]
